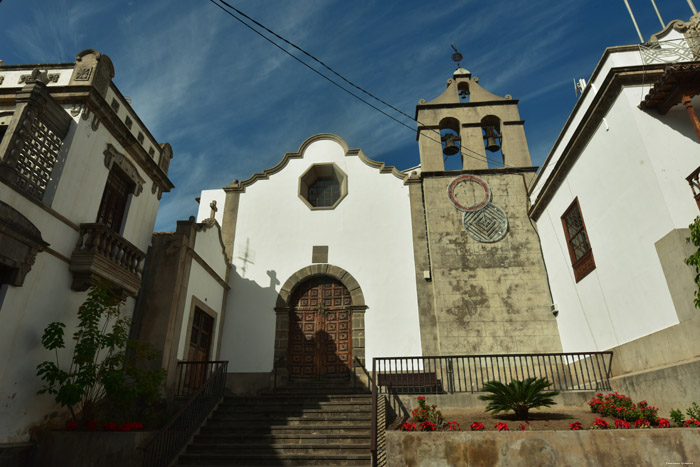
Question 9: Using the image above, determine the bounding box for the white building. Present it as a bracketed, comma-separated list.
[196, 134, 423, 391]
[0, 50, 174, 442]
[529, 16, 700, 408]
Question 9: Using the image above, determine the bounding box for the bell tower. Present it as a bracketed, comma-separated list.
[416, 68, 532, 171]
[406, 63, 561, 357]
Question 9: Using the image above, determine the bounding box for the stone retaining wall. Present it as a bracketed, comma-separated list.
[386, 430, 700, 466]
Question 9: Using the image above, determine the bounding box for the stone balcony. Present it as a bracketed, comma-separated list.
[69, 223, 145, 297]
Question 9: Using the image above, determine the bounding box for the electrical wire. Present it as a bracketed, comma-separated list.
[209, 0, 514, 168]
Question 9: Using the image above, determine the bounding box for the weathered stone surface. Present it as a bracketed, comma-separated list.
[410, 173, 561, 355]
[387, 430, 700, 467]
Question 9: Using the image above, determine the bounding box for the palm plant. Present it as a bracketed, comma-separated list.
[478, 377, 560, 420]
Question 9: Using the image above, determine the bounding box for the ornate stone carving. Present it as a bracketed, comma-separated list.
[125, 116, 132, 129]
[111, 99, 120, 113]
[74, 66, 93, 81]
[103, 143, 145, 196]
[70, 103, 82, 117]
[0, 76, 4, 85]
[0, 201, 49, 286]
[447, 174, 508, 243]
[91, 114, 100, 131]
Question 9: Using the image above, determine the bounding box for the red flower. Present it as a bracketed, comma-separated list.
[420, 421, 436, 431]
[658, 419, 670, 428]
[87, 421, 99, 431]
[447, 421, 460, 431]
[592, 418, 608, 429]
[65, 421, 78, 431]
[401, 422, 416, 431]
[614, 419, 630, 429]
[416, 396, 426, 401]
[569, 422, 582, 430]
[470, 422, 485, 431]
[102, 422, 117, 432]
[684, 419, 700, 427]
[495, 422, 509, 431]
[634, 418, 650, 429]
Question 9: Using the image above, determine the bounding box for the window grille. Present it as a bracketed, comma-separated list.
[561, 198, 596, 282]
[308, 177, 341, 207]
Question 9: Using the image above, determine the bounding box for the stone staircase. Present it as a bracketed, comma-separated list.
[173, 380, 372, 466]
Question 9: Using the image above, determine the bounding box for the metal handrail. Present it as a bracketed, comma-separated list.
[175, 360, 227, 398]
[142, 360, 228, 467]
[373, 352, 613, 395]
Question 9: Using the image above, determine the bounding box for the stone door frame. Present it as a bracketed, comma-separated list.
[274, 264, 367, 382]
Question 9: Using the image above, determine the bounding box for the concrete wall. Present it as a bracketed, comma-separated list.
[197, 136, 422, 373]
[410, 171, 561, 356]
[386, 430, 700, 467]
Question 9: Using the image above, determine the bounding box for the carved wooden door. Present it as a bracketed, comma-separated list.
[289, 277, 352, 379]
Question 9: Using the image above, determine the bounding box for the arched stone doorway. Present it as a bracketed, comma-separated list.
[274, 264, 367, 382]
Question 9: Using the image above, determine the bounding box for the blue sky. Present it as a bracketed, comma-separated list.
[1, 0, 696, 231]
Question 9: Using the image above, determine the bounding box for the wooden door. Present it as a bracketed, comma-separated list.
[289, 277, 352, 379]
[185, 308, 214, 391]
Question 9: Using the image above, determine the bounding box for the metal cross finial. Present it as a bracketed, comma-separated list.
[451, 44, 463, 68]
[209, 200, 218, 220]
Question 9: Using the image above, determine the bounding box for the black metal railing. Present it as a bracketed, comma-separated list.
[373, 352, 612, 396]
[175, 360, 226, 398]
[142, 361, 228, 467]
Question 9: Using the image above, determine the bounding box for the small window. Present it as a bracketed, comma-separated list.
[561, 198, 596, 282]
[298, 163, 348, 210]
[308, 177, 340, 207]
[96, 166, 134, 232]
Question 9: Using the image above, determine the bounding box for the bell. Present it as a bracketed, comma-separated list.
[484, 126, 501, 152]
[441, 133, 460, 156]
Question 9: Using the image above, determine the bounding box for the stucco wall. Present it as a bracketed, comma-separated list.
[535, 85, 700, 353]
[197, 137, 422, 372]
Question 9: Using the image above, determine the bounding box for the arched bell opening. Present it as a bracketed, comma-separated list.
[457, 82, 470, 102]
[481, 115, 504, 168]
[439, 117, 462, 171]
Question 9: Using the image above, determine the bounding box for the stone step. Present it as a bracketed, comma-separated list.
[206, 416, 371, 427]
[175, 453, 371, 466]
[186, 443, 369, 456]
[224, 394, 371, 404]
[199, 424, 370, 436]
[220, 397, 371, 407]
[215, 406, 371, 416]
[193, 432, 370, 445]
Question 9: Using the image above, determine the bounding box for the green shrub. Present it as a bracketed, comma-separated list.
[37, 284, 165, 423]
[686, 402, 700, 421]
[670, 408, 685, 426]
[478, 377, 560, 420]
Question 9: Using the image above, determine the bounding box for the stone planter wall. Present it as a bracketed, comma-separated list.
[387, 430, 700, 466]
[31, 430, 154, 467]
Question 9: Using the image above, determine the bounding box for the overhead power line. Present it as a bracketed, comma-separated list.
[209, 0, 513, 169]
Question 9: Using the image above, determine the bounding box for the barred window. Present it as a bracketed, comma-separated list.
[308, 177, 341, 207]
[561, 198, 596, 282]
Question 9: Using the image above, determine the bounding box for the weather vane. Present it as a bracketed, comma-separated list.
[451, 44, 463, 68]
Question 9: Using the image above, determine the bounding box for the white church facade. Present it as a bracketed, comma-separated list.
[2, 11, 700, 447]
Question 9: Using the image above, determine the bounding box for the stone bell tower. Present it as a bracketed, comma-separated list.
[406, 65, 561, 356]
[416, 67, 533, 171]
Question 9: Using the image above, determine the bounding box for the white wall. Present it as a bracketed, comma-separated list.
[198, 138, 422, 372]
[536, 85, 700, 352]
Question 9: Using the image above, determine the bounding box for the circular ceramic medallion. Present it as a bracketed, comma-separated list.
[462, 204, 508, 243]
[447, 175, 491, 212]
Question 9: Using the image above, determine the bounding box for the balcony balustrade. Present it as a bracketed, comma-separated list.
[69, 223, 145, 297]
